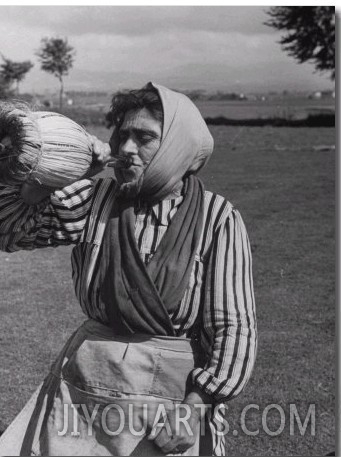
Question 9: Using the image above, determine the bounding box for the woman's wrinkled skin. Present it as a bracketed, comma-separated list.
[110, 108, 162, 199]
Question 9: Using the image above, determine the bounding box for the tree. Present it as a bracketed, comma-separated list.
[0, 55, 33, 95]
[265, 7, 335, 79]
[0, 74, 11, 99]
[36, 37, 75, 109]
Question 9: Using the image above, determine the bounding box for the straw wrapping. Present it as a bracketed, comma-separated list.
[0, 103, 93, 188]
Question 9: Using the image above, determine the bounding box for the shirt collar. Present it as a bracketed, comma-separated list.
[135, 195, 183, 226]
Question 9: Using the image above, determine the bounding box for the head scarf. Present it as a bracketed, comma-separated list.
[140, 82, 214, 201]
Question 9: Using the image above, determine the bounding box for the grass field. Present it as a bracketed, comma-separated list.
[194, 97, 335, 120]
[0, 124, 335, 455]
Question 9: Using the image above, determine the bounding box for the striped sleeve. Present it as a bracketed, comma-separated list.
[192, 208, 257, 403]
[0, 179, 94, 252]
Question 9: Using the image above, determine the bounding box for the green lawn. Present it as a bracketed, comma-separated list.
[0, 125, 335, 455]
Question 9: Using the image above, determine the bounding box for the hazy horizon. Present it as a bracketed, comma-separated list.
[0, 6, 334, 95]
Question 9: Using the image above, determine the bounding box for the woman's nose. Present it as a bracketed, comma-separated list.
[120, 137, 138, 155]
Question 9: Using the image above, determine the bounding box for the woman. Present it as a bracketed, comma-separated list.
[0, 83, 257, 456]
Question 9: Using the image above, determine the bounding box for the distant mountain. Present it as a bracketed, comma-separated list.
[23, 61, 334, 95]
[24, 67, 151, 94]
[154, 62, 334, 93]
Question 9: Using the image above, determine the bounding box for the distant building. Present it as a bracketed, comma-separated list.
[308, 90, 334, 100]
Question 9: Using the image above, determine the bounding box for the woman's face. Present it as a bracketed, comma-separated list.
[110, 107, 162, 186]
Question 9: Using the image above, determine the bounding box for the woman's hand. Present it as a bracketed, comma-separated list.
[148, 403, 201, 454]
[148, 387, 211, 454]
[86, 134, 112, 177]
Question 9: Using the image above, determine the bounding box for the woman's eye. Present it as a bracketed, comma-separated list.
[139, 135, 155, 144]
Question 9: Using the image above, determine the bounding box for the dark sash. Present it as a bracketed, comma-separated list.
[99, 175, 204, 336]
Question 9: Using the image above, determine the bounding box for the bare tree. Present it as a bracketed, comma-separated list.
[265, 7, 335, 79]
[0, 55, 34, 95]
[36, 37, 75, 109]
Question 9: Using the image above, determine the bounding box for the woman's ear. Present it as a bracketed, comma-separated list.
[20, 182, 52, 205]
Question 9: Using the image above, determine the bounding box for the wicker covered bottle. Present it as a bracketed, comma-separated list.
[0, 103, 94, 189]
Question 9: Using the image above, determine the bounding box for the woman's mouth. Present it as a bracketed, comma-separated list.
[106, 156, 138, 169]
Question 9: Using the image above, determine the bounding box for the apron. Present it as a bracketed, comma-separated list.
[0, 319, 209, 456]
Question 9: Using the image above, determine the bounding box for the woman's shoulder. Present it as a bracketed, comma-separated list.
[200, 190, 247, 259]
[198, 190, 235, 258]
[203, 189, 235, 228]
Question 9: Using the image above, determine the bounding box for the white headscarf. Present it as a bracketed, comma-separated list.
[140, 82, 214, 202]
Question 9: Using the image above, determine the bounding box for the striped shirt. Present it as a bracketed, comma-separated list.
[0, 178, 257, 406]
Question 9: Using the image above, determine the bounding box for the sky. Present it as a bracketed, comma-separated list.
[0, 5, 335, 94]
